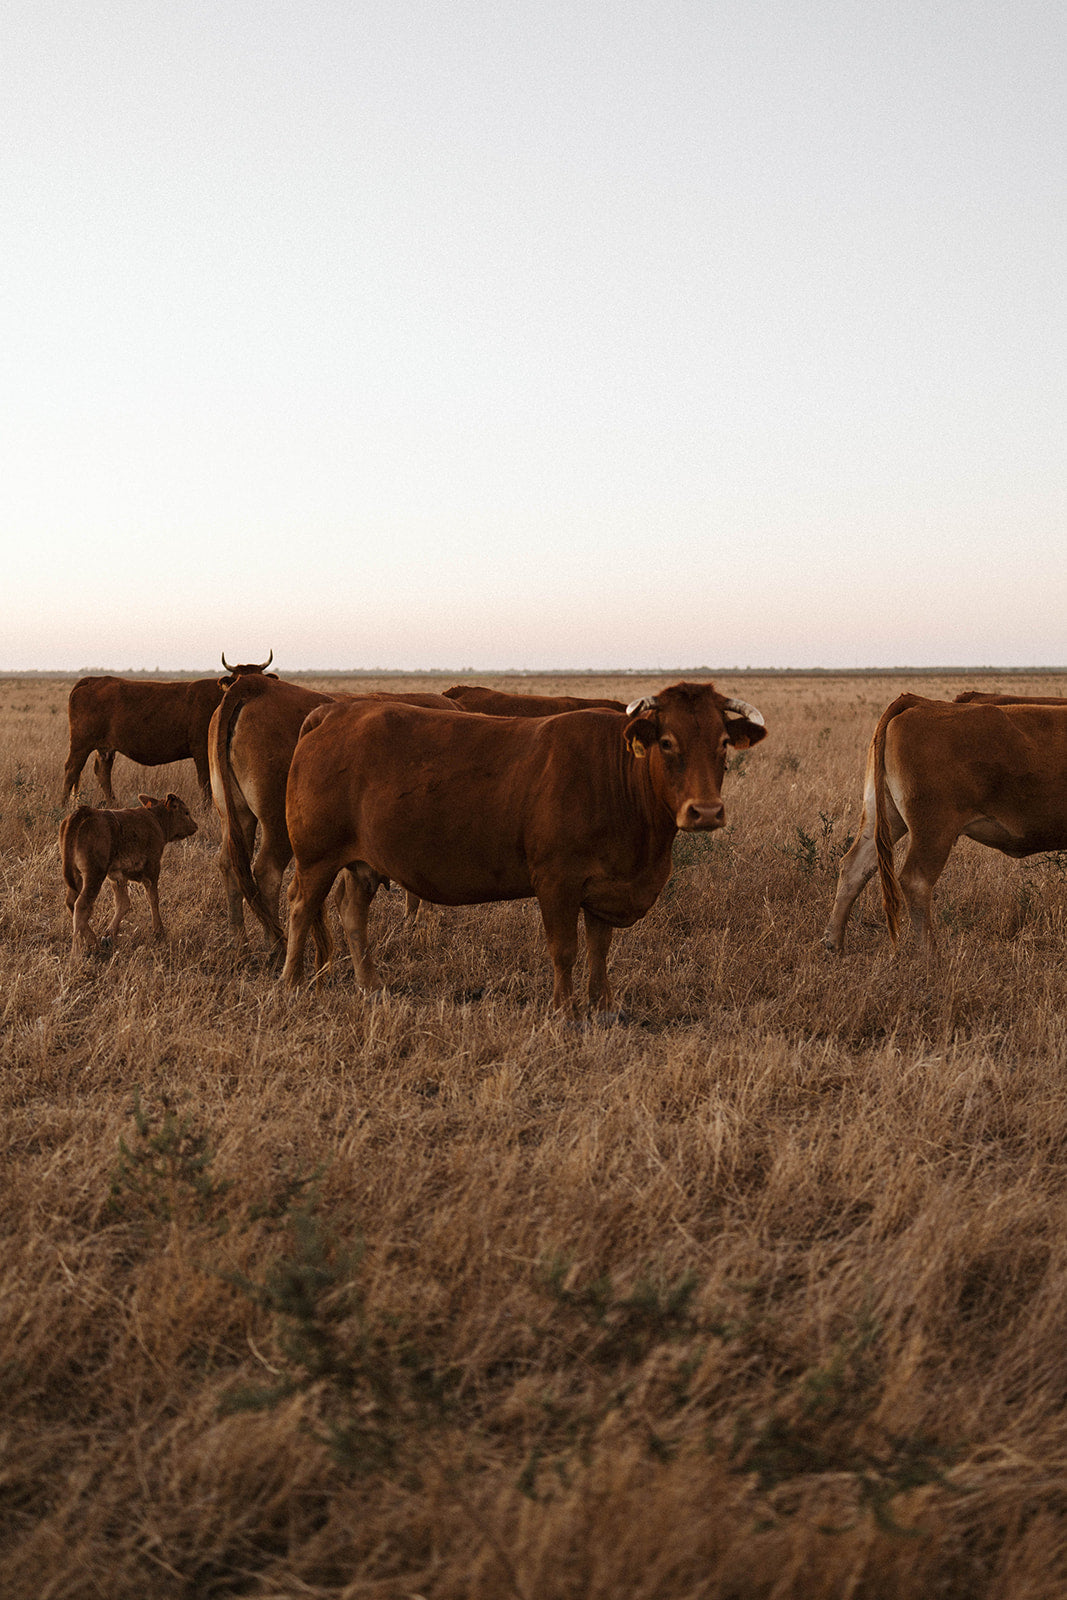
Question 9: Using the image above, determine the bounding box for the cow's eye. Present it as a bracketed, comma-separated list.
[659, 735, 677, 754]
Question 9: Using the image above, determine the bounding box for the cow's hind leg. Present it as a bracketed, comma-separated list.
[216, 833, 248, 935]
[62, 743, 93, 805]
[824, 799, 907, 953]
[252, 824, 292, 955]
[282, 860, 338, 987]
[897, 822, 958, 949]
[583, 909, 615, 1011]
[335, 866, 384, 990]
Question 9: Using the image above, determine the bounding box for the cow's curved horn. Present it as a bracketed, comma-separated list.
[723, 697, 765, 728]
[626, 695, 660, 716]
[221, 652, 233, 671]
[259, 648, 274, 671]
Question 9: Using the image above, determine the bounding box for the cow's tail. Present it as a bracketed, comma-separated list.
[214, 677, 287, 950]
[872, 695, 916, 943]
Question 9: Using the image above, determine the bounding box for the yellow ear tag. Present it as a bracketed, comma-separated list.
[628, 737, 649, 759]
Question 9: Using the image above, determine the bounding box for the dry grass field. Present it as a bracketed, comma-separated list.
[4, 669, 1067, 1600]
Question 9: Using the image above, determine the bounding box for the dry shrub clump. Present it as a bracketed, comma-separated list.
[3, 669, 1067, 1599]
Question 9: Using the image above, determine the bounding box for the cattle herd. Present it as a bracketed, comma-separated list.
[57, 657, 1067, 1007]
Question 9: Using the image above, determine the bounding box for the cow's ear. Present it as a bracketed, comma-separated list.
[138, 794, 159, 808]
[725, 717, 767, 750]
[165, 793, 182, 807]
[624, 715, 657, 759]
[266, 671, 279, 679]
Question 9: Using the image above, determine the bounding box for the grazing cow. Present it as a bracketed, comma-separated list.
[825, 693, 1067, 953]
[62, 652, 278, 806]
[444, 684, 626, 716]
[60, 794, 198, 955]
[281, 682, 767, 1009]
[954, 690, 1067, 705]
[211, 679, 457, 952]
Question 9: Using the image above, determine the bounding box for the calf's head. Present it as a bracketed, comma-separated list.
[624, 683, 766, 831]
[139, 793, 199, 841]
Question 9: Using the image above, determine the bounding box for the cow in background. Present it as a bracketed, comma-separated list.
[444, 684, 626, 716]
[954, 690, 1067, 705]
[62, 652, 277, 805]
[60, 794, 197, 955]
[211, 678, 456, 955]
[281, 682, 767, 1010]
[825, 693, 1067, 953]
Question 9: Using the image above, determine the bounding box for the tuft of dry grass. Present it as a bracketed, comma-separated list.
[3, 670, 1067, 1597]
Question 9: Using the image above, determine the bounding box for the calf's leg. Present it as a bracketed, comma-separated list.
[105, 876, 133, 941]
[70, 869, 105, 954]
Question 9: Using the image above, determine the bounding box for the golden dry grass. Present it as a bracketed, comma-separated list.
[3, 669, 1067, 1599]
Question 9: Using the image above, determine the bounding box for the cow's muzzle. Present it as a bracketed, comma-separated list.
[676, 799, 725, 831]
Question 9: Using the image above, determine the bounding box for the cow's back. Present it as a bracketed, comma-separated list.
[222, 677, 335, 806]
[287, 702, 633, 906]
[444, 684, 626, 716]
[68, 677, 223, 764]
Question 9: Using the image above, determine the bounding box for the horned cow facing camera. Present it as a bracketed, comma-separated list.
[60, 794, 198, 955]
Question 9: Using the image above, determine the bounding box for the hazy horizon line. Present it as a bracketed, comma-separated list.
[4, 665, 1067, 681]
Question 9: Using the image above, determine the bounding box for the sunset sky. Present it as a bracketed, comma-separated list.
[3, 1, 1064, 672]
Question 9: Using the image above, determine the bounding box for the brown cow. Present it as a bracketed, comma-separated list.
[281, 682, 767, 1009]
[954, 690, 1067, 705]
[60, 794, 198, 955]
[61, 652, 278, 806]
[210, 679, 457, 952]
[444, 684, 626, 715]
[825, 693, 1067, 953]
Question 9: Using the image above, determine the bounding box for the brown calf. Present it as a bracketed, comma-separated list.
[60, 794, 198, 955]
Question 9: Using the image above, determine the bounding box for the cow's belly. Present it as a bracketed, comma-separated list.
[116, 738, 191, 766]
[370, 841, 534, 907]
[963, 813, 1067, 858]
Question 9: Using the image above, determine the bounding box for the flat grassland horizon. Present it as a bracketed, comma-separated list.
[3, 669, 1067, 1599]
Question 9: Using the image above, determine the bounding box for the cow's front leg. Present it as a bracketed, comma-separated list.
[94, 750, 118, 806]
[537, 891, 581, 1010]
[583, 909, 615, 1011]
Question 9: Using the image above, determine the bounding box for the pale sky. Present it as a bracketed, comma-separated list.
[3, 1, 1064, 671]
